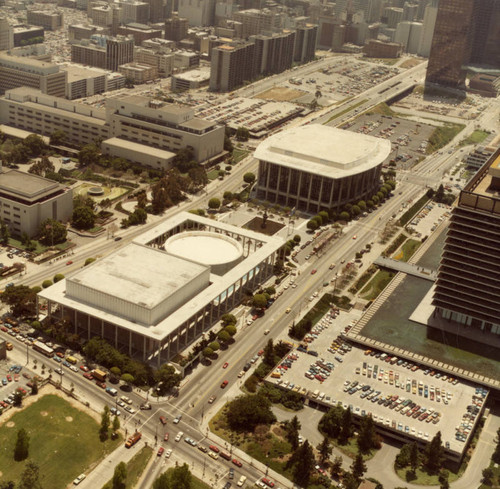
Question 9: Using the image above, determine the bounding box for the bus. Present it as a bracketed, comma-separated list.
[33, 340, 54, 357]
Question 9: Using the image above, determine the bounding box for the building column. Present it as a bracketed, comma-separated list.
[129, 330, 132, 356]
[74, 309, 77, 334]
[143, 336, 147, 362]
[157, 340, 161, 368]
[115, 324, 118, 349]
[87, 315, 91, 340]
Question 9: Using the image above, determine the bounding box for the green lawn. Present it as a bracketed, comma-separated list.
[192, 476, 212, 489]
[478, 460, 500, 489]
[395, 465, 462, 485]
[426, 123, 465, 154]
[0, 394, 121, 489]
[233, 148, 250, 163]
[458, 130, 490, 147]
[393, 239, 421, 262]
[102, 446, 153, 489]
[330, 436, 378, 461]
[207, 169, 220, 181]
[360, 269, 396, 301]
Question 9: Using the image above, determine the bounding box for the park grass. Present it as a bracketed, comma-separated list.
[458, 129, 490, 147]
[395, 465, 462, 485]
[393, 239, 421, 262]
[478, 459, 500, 489]
[233, 148, 250, 163]
[209, 404, 294, 480]
[330, 436, 378, 461]
[366, 102, 395, 117]
[102, 445, 153, 489]
[192, 475, 212, 489]
[360, 269, 395, 301]
[207, 169, 220, 181]
[0, 394, 121, 489]
[426, 123, 465, 154]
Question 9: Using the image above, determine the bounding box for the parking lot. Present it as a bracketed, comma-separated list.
[406, 201, 452, 238]
[265, 310, 487, 459]
[342, 113, 436, 170]
[0, 354, 38, 412]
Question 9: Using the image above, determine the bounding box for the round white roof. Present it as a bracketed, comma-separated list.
[165, 231, 243, 266]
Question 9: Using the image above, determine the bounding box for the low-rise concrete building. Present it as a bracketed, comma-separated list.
[171, 67, 210, 91]
[119, 62, 157, 83]
[101, 137, 175, 170]
[27, 10, 63, 31]
[0, 169, 73, 237]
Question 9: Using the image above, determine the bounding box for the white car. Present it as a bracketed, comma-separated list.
[70, 366, 79, 372]
[73, 474, 86, 485]
[124, 405, 135, 414]
[175, 431, 184, 442]
[165, 449, 172, 458]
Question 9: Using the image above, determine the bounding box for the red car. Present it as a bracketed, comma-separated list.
[14, 374, 19, 382]
[232, 459, 242, 467]
[80, 365, 89, 372]
[311, 269, 317, 274]
[159, 416, 167, 425]
[6, 374, 12, 382]
[56, 352, 64, 358]
[222, 362, 229, 369]
[1, 326, 7, 332]
[157, 447, 164, 457]
[96, 381, 106, 389]
[66, 260, 73, 265]
[83, 372, 93, 380]
[220, 380, 228, 389]
[262, 478, 275, 488]
[257, 350, 264, 356]
[164, 433, 169, 442]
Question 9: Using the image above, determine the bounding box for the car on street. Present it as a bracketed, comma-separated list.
[66, 260, 73, 266]
[54, 369, 63, 376]
[220, 380, 228, 388]
[352, 235, 357, 239]
[208, 395, 216, 404]
[285, 308, 291, 313]
[110, 407, 121, 416]
[159, 416, 167, 425]
[157, 447, 164, 456]
[311, 269, 317, 274]
[232, 459, 242, 467]
[262, 478, 275, 487]
[80, 365, 89, 372]
[164, 433, 169, 441]
[165, 449, 172, 458]
[124, 405, 135, 414]
[73, 474, 86, 485]
[223, 362, 229, 369]
[96, 381, 106, 389]
[173, 415, 182, 424]
[117, 400, 126, 408]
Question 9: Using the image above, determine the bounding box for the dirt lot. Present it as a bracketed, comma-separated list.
[255, 86, 306, 102]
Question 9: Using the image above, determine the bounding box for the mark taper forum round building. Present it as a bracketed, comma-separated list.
[254, 124, 391, 214]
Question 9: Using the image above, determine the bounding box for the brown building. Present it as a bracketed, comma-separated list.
[117, 23, 163, 44]
[164, 15, 188, 42]
[469, 74, 500, 97]
[71, 42, 107, 69]
[363, 39, 402, 58]
[27, 10, 63, 31]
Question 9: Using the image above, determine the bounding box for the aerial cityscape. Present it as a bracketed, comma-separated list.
[0, 0, 499, 488]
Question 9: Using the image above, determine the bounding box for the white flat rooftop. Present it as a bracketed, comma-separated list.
[254, 124, 391, 179]
[67, 243, 207, 310]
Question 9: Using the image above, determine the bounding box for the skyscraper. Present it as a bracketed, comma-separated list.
[432, 148, 500, 342]
[426, 0, 500, 88]
[0, 17, 14, 50]
[106, 36, 134, 71]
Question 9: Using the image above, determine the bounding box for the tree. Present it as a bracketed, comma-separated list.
[284, 415, 301, 449]
[112, 461, 127, 489]
[168, 464, 192, 489]
[53, 273, 65, 283]
[121, 373, 135, 388]
[351, 205, 361, 216]
[236, 127, 249, 141]
[410, 442, 419, 473]
[0, 219, 10, 246]
[493, 428, 500, 463]
[0, 284, 37, 317]
[252, 293, 268, 309]
[31, 380, 38, 395]
[50, 129, 67, 146]
[13, 389, 23, 407]
[84, 257, 96, 266]
[339, 407, 352, 443]
[224, 135, 234, 153]
[0, 481, 15, 489]
[224, 324, 236, 336]
[24, 134, 47, 157]
[202, 347, 214, 358]
[112, 416, 120, 435]
[395, 443, 412, 468]
[217, 330, 230, 343]
[153, 473, 169, 489]
[243, 172, 256, 184]
[226, 394, 276, 431]
[155, 363, 182, 396]
[42, 280, 53, 289]
[126, 208, 147, 226]
[319, 405, 344, 439]
[307, 219, 319, 231]
[339, 211, 350, 222]
[262, 338, 275, 366]
[72, 206, 95, 230]
[330, 455, 343, 478]
[14, 428, 30, 461]
[357, 415, 378, 453]
[208, 197, 221, 210]
[78, 144, 100, 167]
[424, 431, 444, 474]
[38, 218, 67, 245]
[290, 440, 315, 487]
[221, 314, 236, 326]
[208, 341, 220, 352]
[351, 453, 367, 481]
[18, 461, 43, 489]
[482, 467, 494, 486]
[434, 184, 445, 203]
[317, 436, 332, 465]
[100, 405, 111, 441]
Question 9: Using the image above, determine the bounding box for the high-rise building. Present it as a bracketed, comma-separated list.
[251, 30, 295, 75]
[432, 148, 500, 342]
[395, 21, 422, 53]
[148, 0, 165, 22]
[106, 36, 134, 71]
[27, 10, 63, 31]
[294, 23, 318, 63]
[178, 0, 215, 26]
[209, 41, 256, 92]
[426, 0, 500, 88]
[165, 15, 189, 41]
[417, 0, 438, 57]
[233, 9, 284, 39]
[0, 18, 14, 50]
